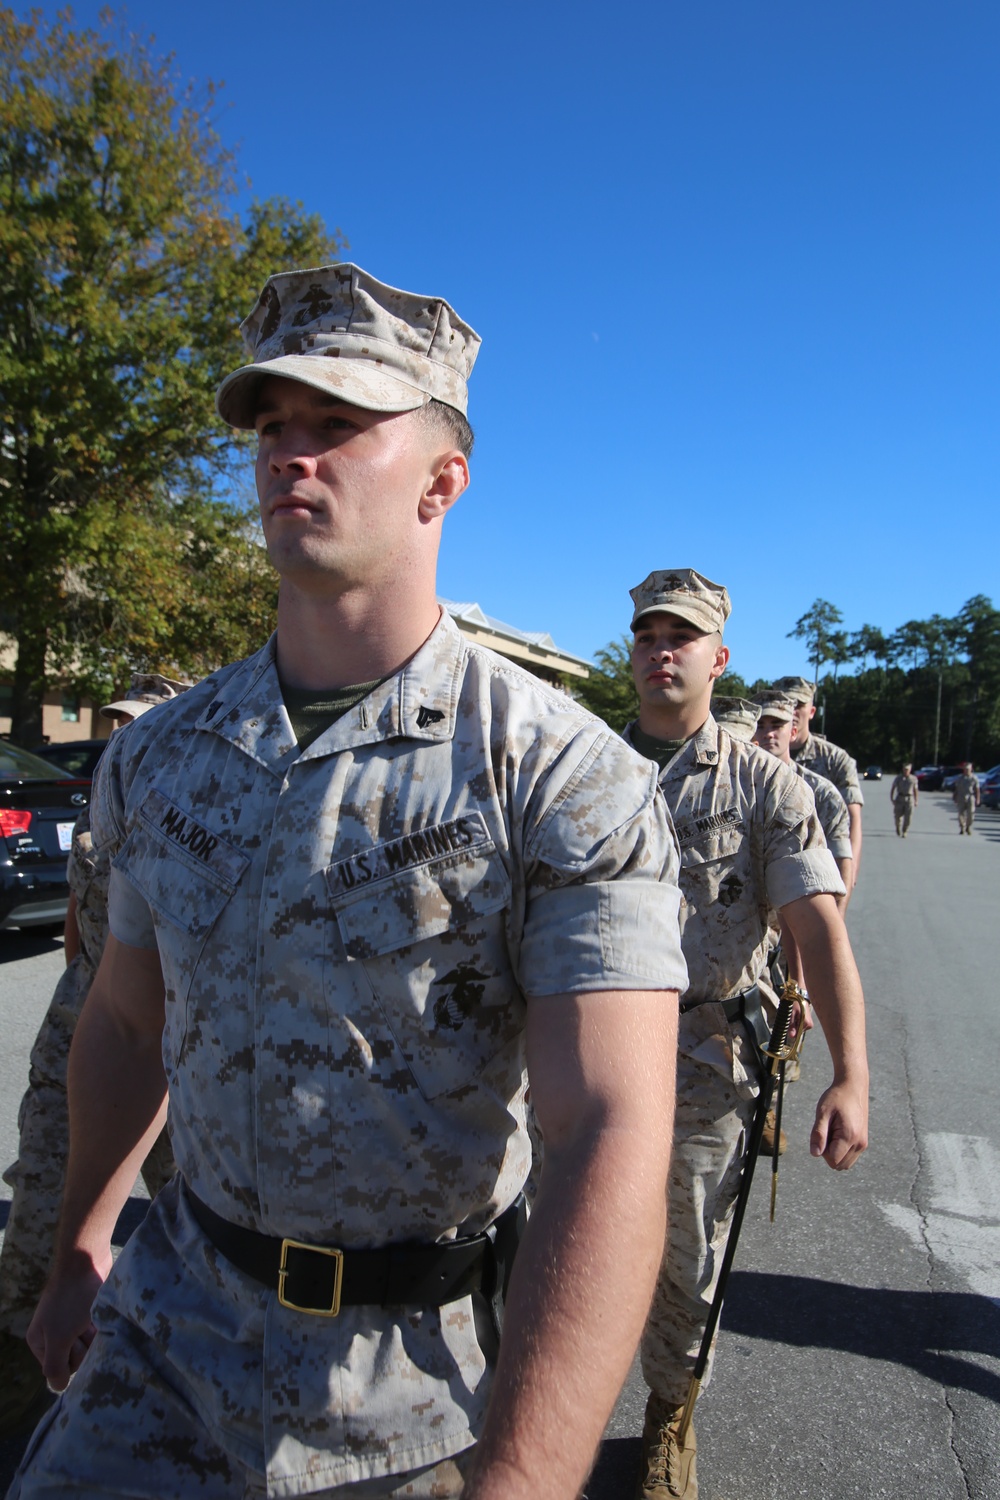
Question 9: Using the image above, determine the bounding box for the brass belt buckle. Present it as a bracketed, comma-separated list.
[278, 1238, 344, 1317]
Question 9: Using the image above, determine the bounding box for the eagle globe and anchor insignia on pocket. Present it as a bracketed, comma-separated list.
[113, 787, 250, 939]
[325, 811, 511, 960]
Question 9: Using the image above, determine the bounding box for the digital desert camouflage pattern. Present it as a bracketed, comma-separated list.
[216, 263, 481, 428]
[0, 812, 175, 1342]
[710, 696, 761, 743]
[30, 610, 685, 1496]
[629, 567, 731, 635]
[792, 730, 865, 807]
[952, 771, 980, 806]
[798, 764, 852, 862]
[621, 714, 844, 1407]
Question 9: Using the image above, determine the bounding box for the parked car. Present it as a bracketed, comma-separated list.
[916, 765, 966, 792]
[30, 738, 109, 782]
[981, 766, 1000, 810]
[0, 741, 90, 931]
[864, 765, 882, 781]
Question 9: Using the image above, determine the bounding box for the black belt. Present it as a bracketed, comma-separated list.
[186, 1186, 518, 1319]
[680, 984, 770, 1068]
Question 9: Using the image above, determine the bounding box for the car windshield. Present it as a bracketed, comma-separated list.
[0, 742, 72, 780]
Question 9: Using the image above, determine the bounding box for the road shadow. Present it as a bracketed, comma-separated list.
[722, 1270, 1000, 1402]
[585, 1437, 640, 1499]
[0, 931, 63, 964]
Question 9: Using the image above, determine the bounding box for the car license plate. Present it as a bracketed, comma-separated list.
[57, 822, 75, 852]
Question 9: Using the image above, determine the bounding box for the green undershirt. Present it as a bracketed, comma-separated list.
[281, 677, 386, 751]
[630, 724, 689, 770]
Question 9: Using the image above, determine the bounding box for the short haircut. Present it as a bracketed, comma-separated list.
[418, 398, 475, 459]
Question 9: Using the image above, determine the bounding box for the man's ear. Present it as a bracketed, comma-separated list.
[807, 702, 817, 722]
[418, 453, 469, 521]
[709, 642, 730, 680]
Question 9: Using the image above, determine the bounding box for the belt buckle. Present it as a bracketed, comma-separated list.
[278, 1238, 344, 1317]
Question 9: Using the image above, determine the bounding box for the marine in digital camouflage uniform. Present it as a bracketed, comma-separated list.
[752, 691, 853, 907]
[15, 266, 687, 1500]
[625, 572, 870, 1500]
[952, 764, 981, 834]
[889, 764, 919, 837]
[772, 676, 864, 897]
[0, 676, 185, 1437]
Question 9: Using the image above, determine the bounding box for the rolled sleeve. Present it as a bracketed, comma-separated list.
[107, 865, 158, 950]
[767, 846, 846, 908]
[519, 878, 687, 996]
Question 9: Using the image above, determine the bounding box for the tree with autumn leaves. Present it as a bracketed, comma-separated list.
[0, 7, 343, 741]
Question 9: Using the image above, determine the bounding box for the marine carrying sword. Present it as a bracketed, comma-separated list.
[676, 981, 798, 1445]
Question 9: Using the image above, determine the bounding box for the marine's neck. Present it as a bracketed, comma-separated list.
[275, 583, 442, 692]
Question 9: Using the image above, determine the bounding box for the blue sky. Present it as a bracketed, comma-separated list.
[66, 0, 1000, 681]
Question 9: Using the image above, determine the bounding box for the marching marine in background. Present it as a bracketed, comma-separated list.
[889, 763, 919, 838]
[624, 570, 869, 1500]
[752, 690, 853, 907]
[16, 265, 687, 1500]
[0, 674, 186, 1438]
[772, 675, 865, 896]
[953, 763, 981, 834]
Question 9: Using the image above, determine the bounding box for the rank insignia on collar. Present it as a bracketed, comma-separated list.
[416, 706, 445, 727]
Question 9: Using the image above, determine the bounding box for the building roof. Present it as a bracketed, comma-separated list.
[440, 598, 591, 680]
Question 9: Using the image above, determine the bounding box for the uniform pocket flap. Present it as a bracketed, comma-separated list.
[112, 789, 248, 938]
[327, 815, 511, 958]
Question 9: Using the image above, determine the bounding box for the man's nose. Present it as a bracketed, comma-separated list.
[269, 430, 318, 475]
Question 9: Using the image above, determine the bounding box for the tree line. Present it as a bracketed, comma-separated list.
[0, 8, 338, 743]
[575, 595, 1000, 770]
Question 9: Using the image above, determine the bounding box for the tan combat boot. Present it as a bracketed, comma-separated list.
[634, 1395, 698, 1499]
[759, 1106, 787, 1157]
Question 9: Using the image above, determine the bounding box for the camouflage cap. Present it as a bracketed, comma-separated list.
[216, 263, 481, 428]
[101, 673, 192, 722]
[752, 690, 799, 724]
[629, 569, 731, 634]
[772, 675, 815, 704]
[712, 696, 761, 742]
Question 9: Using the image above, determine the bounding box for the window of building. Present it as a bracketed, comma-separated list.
[61, 695, 81, 723]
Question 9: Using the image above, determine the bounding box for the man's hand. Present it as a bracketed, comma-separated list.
[779, 891, 869, 1172]
[27, 1249, 110, 1392]
[810, 1080, 868, 1170]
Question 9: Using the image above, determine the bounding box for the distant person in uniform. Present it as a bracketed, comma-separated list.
[889, 763, 919, 837]
[0, 674, 187, 1437]
[772, 676, 864, 897]
[953, 763, 981, 834]
[625, 570, 868, 1500]
[14, 264, 687, 1500]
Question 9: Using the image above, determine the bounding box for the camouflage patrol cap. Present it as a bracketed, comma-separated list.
[752, 690, 799, 724]
[772, 675, 815, 704]
[629, 569, 731, 634]
[101, 673, 192, 721]
[216, 263, 481, 428]
[712, 696, 761, 742]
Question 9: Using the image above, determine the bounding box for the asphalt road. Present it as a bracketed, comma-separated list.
[1, 786, 998, 1496]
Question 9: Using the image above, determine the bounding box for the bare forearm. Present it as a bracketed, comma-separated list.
[848, 805, 862, 873]
[787, 909, 867, 1084]
[56, 979, 167, 1275]
[465, 1126, 669, 1499]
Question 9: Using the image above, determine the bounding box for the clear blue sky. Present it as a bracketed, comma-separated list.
[67, 0, 1000, 681]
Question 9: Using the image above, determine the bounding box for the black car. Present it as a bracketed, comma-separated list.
[30, 738, 109, 781]
[864, 765, 882, 781]
[0, 741, 90, 931]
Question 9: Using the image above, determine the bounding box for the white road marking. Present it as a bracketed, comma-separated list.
[878, 1133, 1000, 1304]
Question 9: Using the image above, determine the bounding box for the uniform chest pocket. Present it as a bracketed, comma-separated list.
[679, 824, 748, 909]
[112, 788, 249, 941]
[326, 827, 518, 1103]
[327, 833, 512, 959]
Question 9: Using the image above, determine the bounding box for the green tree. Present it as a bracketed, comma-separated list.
[0, 7, 343, 740]
[574, 638, 638, 734]
[786, 599, 844, 687]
